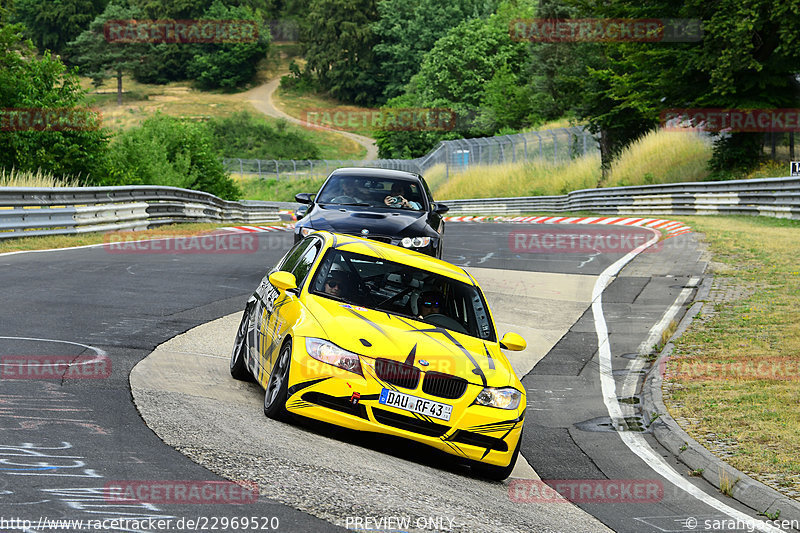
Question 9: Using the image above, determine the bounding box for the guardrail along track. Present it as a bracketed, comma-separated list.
[442, 176, 800, 219]
[0, 186, 280, 239]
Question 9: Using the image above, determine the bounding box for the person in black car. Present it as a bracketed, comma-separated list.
[384, 182, 421, 210]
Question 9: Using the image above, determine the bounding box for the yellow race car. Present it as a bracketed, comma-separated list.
[230, 231, 527, 479]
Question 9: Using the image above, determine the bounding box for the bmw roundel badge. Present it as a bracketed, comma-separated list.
[419, 360, 430, 367]
[361, 228, 369, 235]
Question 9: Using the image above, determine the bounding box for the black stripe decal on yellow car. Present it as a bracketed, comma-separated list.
[482, 343, 495, 370]
[287, 377, 330, 397]
[403, 344, 417, 366]
[468, 416, 524, 432]
[345, 307, 387, 336]
[394, 317, 487, 386]
[441, 440, 467, 457]
[396, 317, 455, 352]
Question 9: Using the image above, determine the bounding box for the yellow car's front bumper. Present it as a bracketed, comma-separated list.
[283, 341, 525, 467]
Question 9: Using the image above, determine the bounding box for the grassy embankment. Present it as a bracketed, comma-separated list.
[663, 216, 800, 499]
[81, 43, 365, 161]
[430, 129, 713, 199]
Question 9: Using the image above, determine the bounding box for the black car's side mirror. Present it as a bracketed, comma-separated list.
[433, 203, 449, 215]
[295, 193, 313, 204]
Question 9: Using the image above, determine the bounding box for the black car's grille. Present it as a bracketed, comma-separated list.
[344, 231, 392, 244]
[449, 430, 509, 452]
[371, 407, 449, 437]
[422, 372, 468, 399]
[375, 358, 419, 389]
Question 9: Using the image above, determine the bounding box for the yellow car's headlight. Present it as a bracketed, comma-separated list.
[305, 338, 363, 376]
[474, 387, 522, 410]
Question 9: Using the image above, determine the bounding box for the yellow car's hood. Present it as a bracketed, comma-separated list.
[305, 294, 519, 388]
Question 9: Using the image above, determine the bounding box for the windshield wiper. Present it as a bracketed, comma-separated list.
[333, 202, 371, 207]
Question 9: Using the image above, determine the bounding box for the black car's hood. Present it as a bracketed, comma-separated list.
[304, 205, 431, 237]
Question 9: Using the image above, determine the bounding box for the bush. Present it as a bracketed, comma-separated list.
[206, 111, 321, 160]
[0, 24, 110, 180]
[186, 1, 270, 90]
[106, 113, 240, 200]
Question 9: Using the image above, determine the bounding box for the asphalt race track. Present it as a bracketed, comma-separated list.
[0, 223, 779, 532]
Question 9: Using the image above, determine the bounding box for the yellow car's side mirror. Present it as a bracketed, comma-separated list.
[499, 332, 526, 351]
[269, 271, 298, 292]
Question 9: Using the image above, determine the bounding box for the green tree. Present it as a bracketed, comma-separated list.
[371, 0, 490, 102]
[301, 0, 380, 104]
[563, 0, 800, 175]
[376, 3, 532, 157]
[67, 2, 147, 105]
[186, 1, 270, 90]
[0, 23, 110, 179]
[12, 0, 108, 55]
[106, 113, 240, 199]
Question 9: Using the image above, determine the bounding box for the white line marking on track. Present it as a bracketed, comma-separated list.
[591, 234, 782, 533]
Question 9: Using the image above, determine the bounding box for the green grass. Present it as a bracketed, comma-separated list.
[664, 215, 800, 496]
[234, 175, 325, 202]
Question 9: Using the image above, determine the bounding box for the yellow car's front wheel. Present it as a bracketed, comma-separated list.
[264, 340, 292, 421]
[230, 307, 252, 382]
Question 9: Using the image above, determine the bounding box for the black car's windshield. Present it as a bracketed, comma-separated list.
[315, 175, 425, 211]
[310, 249, 495, 341]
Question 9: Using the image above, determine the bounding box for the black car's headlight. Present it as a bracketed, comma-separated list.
[299, 227, 314, 238]
[305, 338, 363, 376]
[474, 387, 522, 410]
[400, 236, 431, 248]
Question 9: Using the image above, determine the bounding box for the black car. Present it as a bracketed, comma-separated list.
[293, 168, 449, 258]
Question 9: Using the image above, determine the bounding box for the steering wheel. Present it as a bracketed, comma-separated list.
[422, 313, 468, 334]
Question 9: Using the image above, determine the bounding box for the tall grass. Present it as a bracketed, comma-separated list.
[428, 128, 713, 200]
[0, 168, 82, 187]
[604, 130, 712, 187]
[432, 155, 601, 200]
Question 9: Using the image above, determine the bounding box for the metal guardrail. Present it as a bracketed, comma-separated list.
[2, 176, 796, 240]
[440, 177, 800, 220]
[0, 185, 281, 239]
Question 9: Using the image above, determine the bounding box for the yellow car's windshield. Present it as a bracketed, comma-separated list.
[310, 249, 496, 341]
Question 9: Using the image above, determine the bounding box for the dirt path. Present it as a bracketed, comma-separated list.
[242, 75, 379, 161]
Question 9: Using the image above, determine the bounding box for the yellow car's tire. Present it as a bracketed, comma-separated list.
[263, 340, 292, 420]
[471, 431, 522, 481]
[230, 307, 253, 381]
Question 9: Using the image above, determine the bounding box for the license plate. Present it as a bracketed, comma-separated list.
[378, 388, 452, 422]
